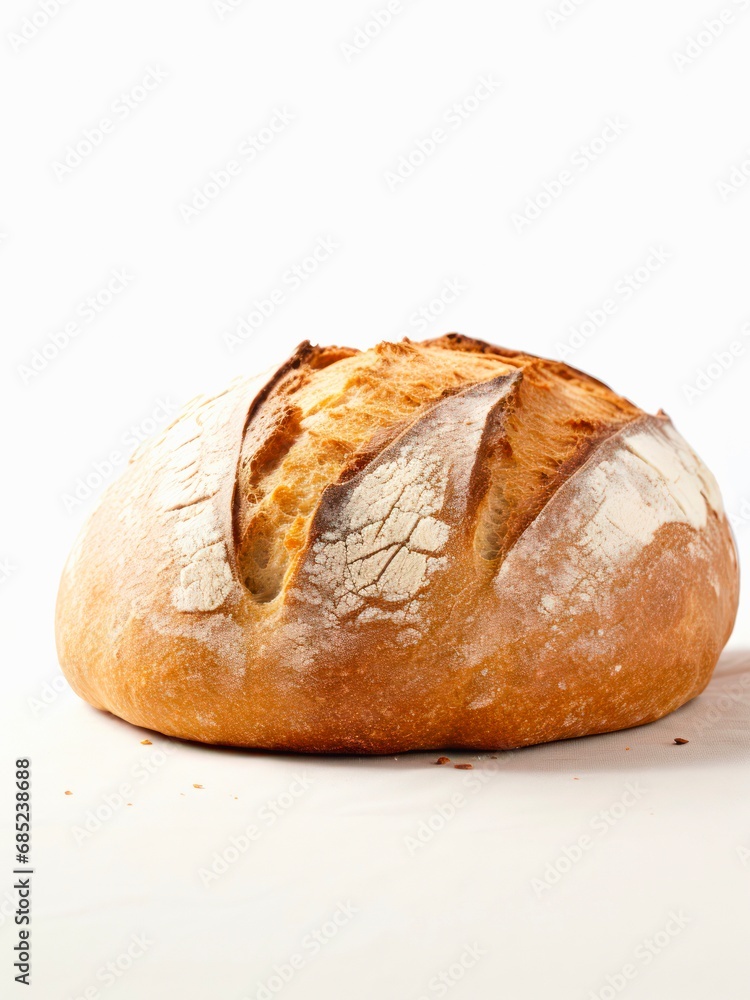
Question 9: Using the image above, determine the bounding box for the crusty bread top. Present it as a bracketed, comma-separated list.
[235, 336, 641, 606]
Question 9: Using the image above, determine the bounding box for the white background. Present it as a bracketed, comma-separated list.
[2, 1, 749, 998]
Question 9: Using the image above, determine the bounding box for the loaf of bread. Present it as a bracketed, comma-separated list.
[55, 336, 739, 752]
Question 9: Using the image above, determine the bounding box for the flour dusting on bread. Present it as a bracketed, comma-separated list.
[156, 389, 241, 612]
[495, 416, 726, 620]
[625, 422, 723, 524]
[578, 421, 722, 575]
[291, 374, 519, 635]
[307, 443, 450, 619]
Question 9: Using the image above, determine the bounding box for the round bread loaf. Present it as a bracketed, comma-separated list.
[55, 336, 740, 752]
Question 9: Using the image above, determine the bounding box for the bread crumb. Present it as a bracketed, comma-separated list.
[435, 757, 450, 766]
[674, 738, 689, 745]
[140, 739, 152, 745]
[454, 764, 473, 770]
[64, 790, 72, 796]
[193, 783, 204, 789]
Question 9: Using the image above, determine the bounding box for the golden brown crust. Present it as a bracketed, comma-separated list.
[421, 332, 628, 395]
[55, 338, 740, 752]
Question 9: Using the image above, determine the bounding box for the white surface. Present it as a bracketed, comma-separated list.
[4, 653, 750, 1000]
[1, 0, 749, 997]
